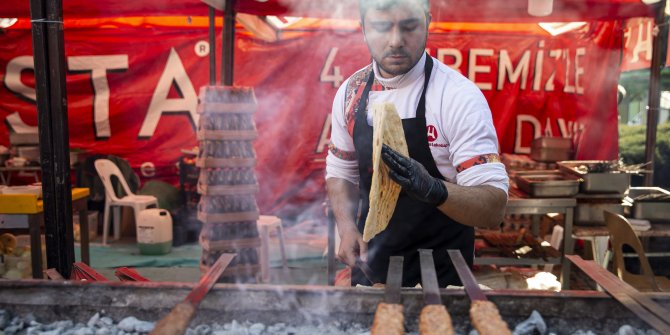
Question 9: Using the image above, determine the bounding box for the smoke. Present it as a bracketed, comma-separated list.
[278, 0, 360, 21]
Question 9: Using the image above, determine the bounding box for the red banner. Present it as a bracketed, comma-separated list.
[0, 22, 623, 215]
[0, 0, 653, 23]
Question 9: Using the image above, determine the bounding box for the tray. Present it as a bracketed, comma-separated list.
[531, 137, 573, 162]
[514, 171, 580, 198]
[557, 160, 630, 194]
[627, 187, 670, 220]
[575, 200, 625, 225]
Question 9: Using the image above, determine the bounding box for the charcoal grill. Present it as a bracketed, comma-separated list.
[0, 280, 667, 334]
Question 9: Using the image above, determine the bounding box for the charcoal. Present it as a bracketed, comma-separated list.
[118, 317, 154, 333]
[514, 310, 547, 335]
[99, 317, 113, 327]
[87, 313, 100, 328]
[0, 310, 9, 328]
[74, 327, 95, 335]
[0, 308, 661, 335]
[194, 324, 212, 335]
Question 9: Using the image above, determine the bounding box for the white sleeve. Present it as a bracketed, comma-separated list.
[325, 80, 360, 185]
[445, 82, 509, 194]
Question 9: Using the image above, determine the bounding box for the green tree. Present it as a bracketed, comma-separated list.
[619, 122, 670, 187]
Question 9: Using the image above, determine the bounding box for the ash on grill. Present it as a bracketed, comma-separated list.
[197, 86, 261, 283]
[0, 308, 659, 335]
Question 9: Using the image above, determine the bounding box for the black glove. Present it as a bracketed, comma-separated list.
[381, 144, 448, 206]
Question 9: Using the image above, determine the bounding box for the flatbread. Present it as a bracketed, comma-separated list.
[363, 103, 409, 242]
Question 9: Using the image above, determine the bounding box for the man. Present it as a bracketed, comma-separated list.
[326, 0, 509, 287]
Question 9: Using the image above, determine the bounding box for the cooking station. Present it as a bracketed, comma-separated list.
[481, 159, 666, 290]
[3, 249, 670, 334]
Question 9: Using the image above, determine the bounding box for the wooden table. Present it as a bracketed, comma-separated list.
[0, 188, 90, 279]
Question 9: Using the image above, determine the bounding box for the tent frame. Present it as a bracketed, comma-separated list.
[29, 0, 74, 278]
[25, 0, 663, 276]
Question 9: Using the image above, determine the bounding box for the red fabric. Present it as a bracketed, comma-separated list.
[334, 267, 352, 287]
[0, 22, 623, 214]
[0, 0, 653, 22]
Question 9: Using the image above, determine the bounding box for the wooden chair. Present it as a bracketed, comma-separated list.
[604, 211, 670, 292]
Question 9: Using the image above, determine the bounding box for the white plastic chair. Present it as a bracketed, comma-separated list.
[94, 159, 158, 245]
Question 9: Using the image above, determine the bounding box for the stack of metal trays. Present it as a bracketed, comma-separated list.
[514, 170, 580, 198]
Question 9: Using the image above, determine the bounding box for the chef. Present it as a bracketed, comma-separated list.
[326, 0, 509, 287]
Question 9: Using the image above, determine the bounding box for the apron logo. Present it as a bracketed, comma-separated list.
[426, 125, 438, 142]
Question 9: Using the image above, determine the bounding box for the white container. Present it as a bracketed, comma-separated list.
[2, 185, 41, 197]
[136, 209, 172, 255]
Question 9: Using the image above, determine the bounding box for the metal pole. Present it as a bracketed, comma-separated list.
[29, 0, 74, 277]
[209, 6, 216, 86]
[222, 0, 236, 86]
[644, 0, 667, 186]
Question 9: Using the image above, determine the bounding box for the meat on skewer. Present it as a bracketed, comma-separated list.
[469, 300, 512, 335]
[419, 304, 454, 335]
[370, 302, 404, 335]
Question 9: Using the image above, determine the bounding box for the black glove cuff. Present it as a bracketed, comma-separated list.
[428, 179, 449, 207]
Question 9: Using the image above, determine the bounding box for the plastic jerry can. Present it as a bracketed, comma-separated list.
[137, 208, 172, 255]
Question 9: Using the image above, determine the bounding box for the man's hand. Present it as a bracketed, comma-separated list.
[337, 227, 368, 267]
[381, 144, 449, 206]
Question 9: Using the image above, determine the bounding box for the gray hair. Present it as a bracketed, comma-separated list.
[359, 0, 430, 24]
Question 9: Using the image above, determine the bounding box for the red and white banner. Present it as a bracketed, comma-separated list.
[0, 0, 653, 23]
[0, 21, 623, 214]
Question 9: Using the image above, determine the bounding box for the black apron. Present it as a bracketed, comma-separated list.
[352, 55, 474, 287]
